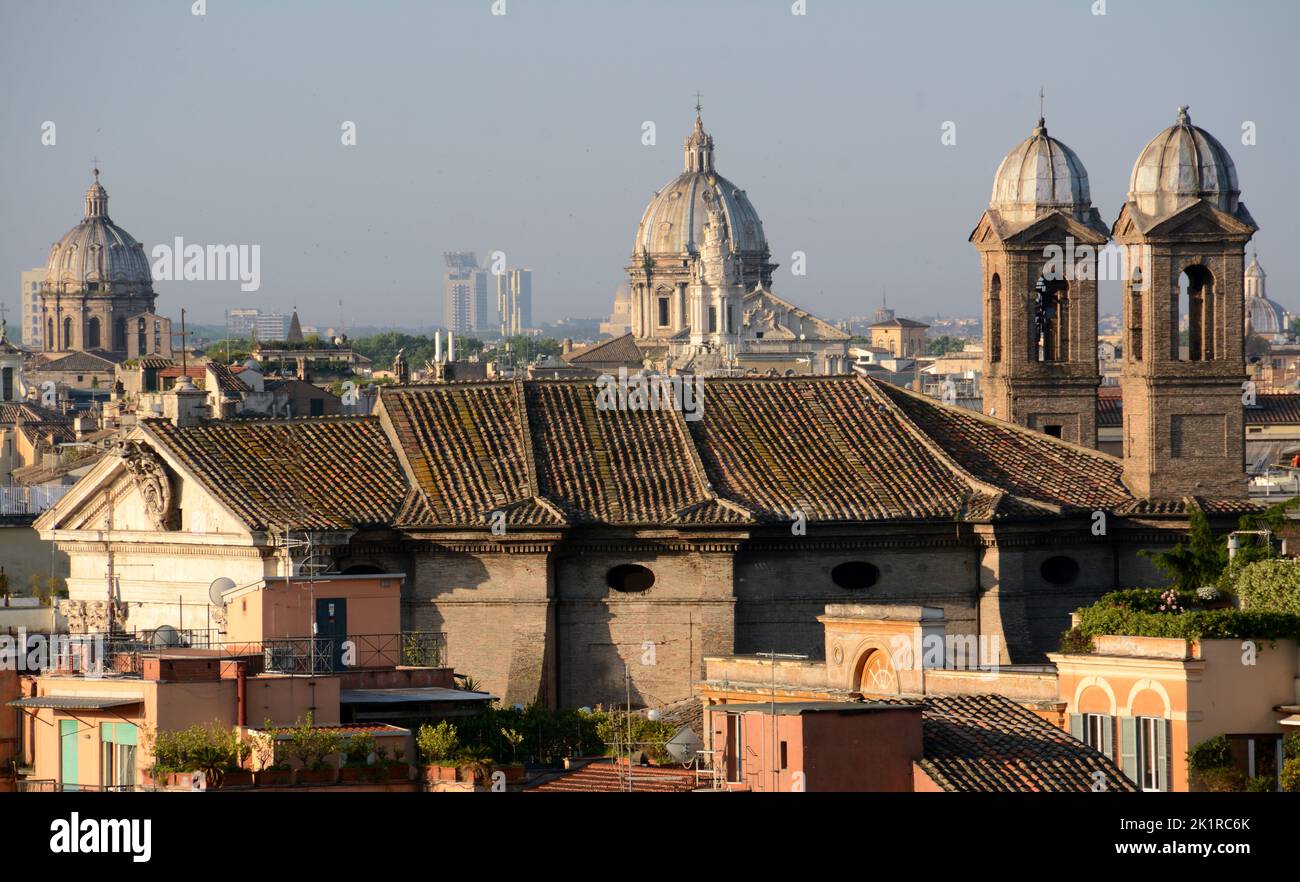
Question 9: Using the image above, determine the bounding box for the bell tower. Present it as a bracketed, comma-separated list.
[1113, 107, 1257, 500]
[971, 117, 1108, 447]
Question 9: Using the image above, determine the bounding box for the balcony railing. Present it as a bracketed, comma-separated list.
[16, 779, 135, 793]
[0, 485, 70, 517]
[73, 629, 447, 677]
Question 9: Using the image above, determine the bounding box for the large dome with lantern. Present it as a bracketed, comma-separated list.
[44, 170, 154, 296]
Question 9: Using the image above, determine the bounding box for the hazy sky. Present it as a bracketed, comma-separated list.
[2, 0, 1296, 329]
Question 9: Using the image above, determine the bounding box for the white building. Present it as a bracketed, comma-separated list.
[19, 268, 45, 348]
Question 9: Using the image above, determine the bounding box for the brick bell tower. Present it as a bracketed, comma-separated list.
[1113, 107, 1257, 500]
[971, 117, 1109, 447]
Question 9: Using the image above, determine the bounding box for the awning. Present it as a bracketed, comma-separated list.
[339, 687, 495, 705]
[6, 695, 143, 711]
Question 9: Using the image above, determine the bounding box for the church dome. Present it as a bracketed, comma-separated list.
[633, 114, 769, 257]
[1244, 254, 1286, 337]
[1128, 106, 1239, 218]
[45, 170, 153, 295]
[990, 118, 1092, 222]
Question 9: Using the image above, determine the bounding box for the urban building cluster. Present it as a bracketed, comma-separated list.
[1, 105, 1298, 796]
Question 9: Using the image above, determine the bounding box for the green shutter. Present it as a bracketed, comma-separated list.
[1156, 720, 1169, 792]
[1119, 717, 1138, 784]
[1069, 713, 1083, 741]
[1102, 715, 1114, 759]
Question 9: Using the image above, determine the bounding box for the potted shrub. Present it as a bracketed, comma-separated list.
[272, 713, 343, 785]
[496, 727, 526, 784]
[417, 721, 463, 783]
[456, 746, 494, 786]
[339, 732, 378, 783]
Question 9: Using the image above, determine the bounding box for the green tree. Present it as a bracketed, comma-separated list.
[1141, 507, 1227, 591]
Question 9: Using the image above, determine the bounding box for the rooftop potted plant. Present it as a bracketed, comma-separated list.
[417, 721, 463, 783]
[339, 732, 378, 783]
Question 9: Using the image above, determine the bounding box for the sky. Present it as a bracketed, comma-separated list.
[1, 0, 1297, 330]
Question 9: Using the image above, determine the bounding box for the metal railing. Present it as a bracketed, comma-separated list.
[0, 485, 70, 516]
[16, 779, 135, 793]
[71, 629, 446, 677]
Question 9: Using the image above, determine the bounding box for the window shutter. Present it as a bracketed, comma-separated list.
[1102, 715, 1114, 759]
[1157, 720, 1169, 792]
[1120, 717, 1138, 784]
[1069, 713, 1083, 741]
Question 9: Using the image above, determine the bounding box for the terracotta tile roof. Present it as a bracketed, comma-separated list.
[524, 381, 713, 524]
[912, 694, 1137, 793]
[37, 350, 119, 371]
[563, 333, 645, 366]
[1098, 390, 1300, 429]
[527, 758, 699, 793]
[875, 380, 1133, 512]
[206, 361, 250, 394]
[690, 376, 974, 522]
[141, 416, 408, 530]
[378, 382, 538, 527]
[0, 403, 70, 425]
[123, 376, 1193, 534]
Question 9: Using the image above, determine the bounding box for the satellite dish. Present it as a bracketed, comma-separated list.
[150, 625, 181, 649]
[665, 727, 703, 765]
[209, 577, 236, 607]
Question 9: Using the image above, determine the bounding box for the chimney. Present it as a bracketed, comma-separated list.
[563, 338, 573, 355]
[165, 375, 208, 428]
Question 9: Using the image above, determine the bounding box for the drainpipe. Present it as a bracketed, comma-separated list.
[236, 662, 247, 727]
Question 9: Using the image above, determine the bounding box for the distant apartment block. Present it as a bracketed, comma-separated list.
[496, 268, 532, 336]
[226, 308, 288, 341]
[19, 268, 45, 347]
[442, 252, 491, 335]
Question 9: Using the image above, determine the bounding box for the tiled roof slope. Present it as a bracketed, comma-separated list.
[525, 381, 712, 524]
[131, 376, 1161, 533]
[913, 694, 1137, 793]
[564, 333, 644, 365]
[0, 403, 70, 425]
[142, 416, 408, 530]
[875, 381, 1133, 511]
[379, 383, 542, 527]
[1098, 391, 1300, 429]
[527, 758, 699, 793]
[690, 376, 974, 521]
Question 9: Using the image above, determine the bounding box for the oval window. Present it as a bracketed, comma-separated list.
[607, 564, 655, 593]
[831, 561, 880, 590]
[1040, 556, 1080, 585]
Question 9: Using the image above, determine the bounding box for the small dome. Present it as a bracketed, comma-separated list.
[45, 170, 153, 294]
[1128, 106, 1239, 218]
[990, 118, 1093, 222]
[1246, 296, 1285, 337]
[633, 115, 768, 257]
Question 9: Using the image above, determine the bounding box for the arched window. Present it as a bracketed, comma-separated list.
[1129, 268, 1143, 361]
[114, 317, 127, 350]
[137, 318, 147, 354]
[47, 318, 54, 350]
[1034, 278, 1069, 362]
[1179, 265, 1215, 361]
[62, 316, 72, 348]
[988, 273, 1002, 363]
[87, 316, 101, 349]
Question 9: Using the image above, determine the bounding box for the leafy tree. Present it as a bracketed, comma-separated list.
[1235, 560, 1300, 615]
[416, 721, 460, 765]
[1141, 507, 1227, 591]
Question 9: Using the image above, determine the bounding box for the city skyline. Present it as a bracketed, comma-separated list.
[2, 0, 1296, 329]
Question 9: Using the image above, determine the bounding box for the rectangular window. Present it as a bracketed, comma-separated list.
[779, 740, 788, 770]
[1082, 713, 1112, 755]
[100, 722, 138, 789]
[1137, 716, 1165, 792]
[730, 715, 744, 783]
[708, 307, 717, 334]
[657, 297, 670, 327]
